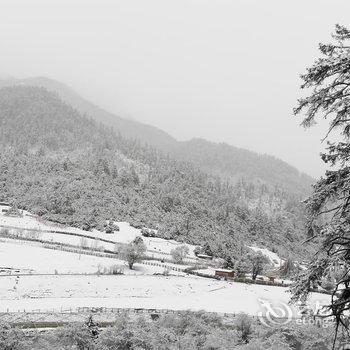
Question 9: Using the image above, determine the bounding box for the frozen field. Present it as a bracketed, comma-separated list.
[0, 206, 316, 318]
[0, 240, 183, 275]
[0, 274, 330, 317]
[0, 206, 197, 261]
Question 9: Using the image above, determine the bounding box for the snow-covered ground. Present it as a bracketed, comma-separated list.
[0, 206, 197, 261]
[1, 207, 288, 268]
[0, 274, 330, 317]
[115, 223, 197, 260]
[0, 240, 183, 276]
[194, 268, 216, 276]
[0, 205, 317, 318]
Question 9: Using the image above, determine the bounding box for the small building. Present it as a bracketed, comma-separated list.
[215, 269, 235, 279]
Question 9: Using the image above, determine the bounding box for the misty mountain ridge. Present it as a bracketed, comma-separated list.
[0, 76, 314, 196]
[0, 76, 177, 149]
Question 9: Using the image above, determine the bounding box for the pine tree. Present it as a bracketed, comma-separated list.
[293, 24, 350, 347]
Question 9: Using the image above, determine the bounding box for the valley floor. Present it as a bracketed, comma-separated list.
[0, 207, 330, 319]
[0, 274, 330, 317]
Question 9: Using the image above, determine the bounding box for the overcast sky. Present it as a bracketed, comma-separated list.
[1, 0, 349, 177]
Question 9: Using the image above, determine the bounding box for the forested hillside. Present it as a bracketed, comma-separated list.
[0, 86, 310, 260]
[0, 77, 314, 196]
[172, 139, 313, 196]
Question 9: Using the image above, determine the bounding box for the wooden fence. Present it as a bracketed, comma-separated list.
[0, 224, 117, 245]
[0, 224, 194, 263]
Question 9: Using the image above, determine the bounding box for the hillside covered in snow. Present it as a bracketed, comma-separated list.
[0, 86, 312, 261]
[0, 77, 314, 197]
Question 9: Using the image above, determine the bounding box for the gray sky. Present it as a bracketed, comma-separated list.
[1, 0, 349, 177]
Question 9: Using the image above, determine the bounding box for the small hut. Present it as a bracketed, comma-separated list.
[215, 269, 235, 279]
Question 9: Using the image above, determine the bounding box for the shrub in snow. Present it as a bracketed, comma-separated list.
[118, 240, 146, 269]
[4, 206, 23, 217]
[0, 322, 27, 350]
[95, 264, 124, 275]
[156, 227, 172, 240]
[203, 242, 213, 256]
[223, 256, 234, 269]
[278, 257, 296, 278]
[141, 228, 156, 237]
[321, 278, 334, 292]
[129, 220, 143, 229]
[0, 228, 9, 236]
[56, 323, 95, 349]
[249, 252, 269, 280]
[235, 252, 269, 280]
[170, 245, 189, 264]
[193, 246, 202, 256]
[133, 236, 144, 245]
[234, 313, 253, 344]
[108, 265, 124, 275]
[96, 264, 103, 275]
[234, 258, 250, 278]
[27, 230, 41, 240]
[104, 221, 120, 233]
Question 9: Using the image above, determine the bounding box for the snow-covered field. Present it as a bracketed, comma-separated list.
[0, 206, 197, 261]
[0, 207, 285, 267]
[0, 205, 322, 318]
[0, 274, 330, 317]
[0, 240, 183, 276]
[0, 237, 325, 318]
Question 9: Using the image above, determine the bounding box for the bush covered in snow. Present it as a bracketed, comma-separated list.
[118, 240, 146, 269]
[170, 245, 189, 264]
[141, 228, 156, 237]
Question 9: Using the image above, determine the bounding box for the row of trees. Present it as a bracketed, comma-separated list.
[0, 311, 335, 349]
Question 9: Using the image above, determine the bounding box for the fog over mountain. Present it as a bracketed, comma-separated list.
[0, 76, 314, 195]
[1, 0, 349, 177]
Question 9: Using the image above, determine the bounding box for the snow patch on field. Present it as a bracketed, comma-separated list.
[248, 246, 283, 267]
[0, 240, 181, 276]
